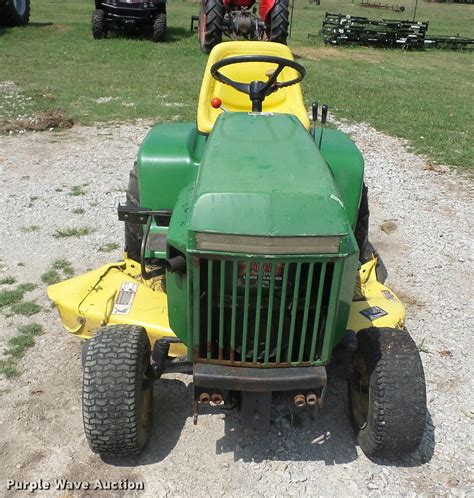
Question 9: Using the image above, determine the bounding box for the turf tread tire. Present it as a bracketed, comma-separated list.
[267, 0, 289, 44]
[124, 165, 143, 261]
[349, 327, 427, 459]
[199, 0, 224, 54]
[92, 9, 106, 39]
[152, 12, 166, 42]
[355, 182, 370, 262]
[0, 0, 30, 26]
[82, 325, 152, 456]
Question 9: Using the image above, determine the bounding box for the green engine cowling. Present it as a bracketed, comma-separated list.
[137, 112, 364, 367]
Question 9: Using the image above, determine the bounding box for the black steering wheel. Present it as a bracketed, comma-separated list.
[210, 55, 306, 113]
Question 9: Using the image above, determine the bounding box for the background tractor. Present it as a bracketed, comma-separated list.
[48, 41, 427, 460]
[0, 0, 30, 26]
[198, 0, 290, 53]
[92, 0, 167, 42]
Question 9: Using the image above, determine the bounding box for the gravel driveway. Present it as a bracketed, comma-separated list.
[0, 121, 472, 496]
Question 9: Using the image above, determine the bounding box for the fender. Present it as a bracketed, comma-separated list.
[259, 0, 276, 23]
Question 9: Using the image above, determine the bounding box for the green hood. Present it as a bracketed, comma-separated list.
[189, 112, 350, 237]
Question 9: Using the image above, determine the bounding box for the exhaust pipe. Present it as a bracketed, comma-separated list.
[199, 392, 210, 404]
[211, 393, 223, 405]
[306, 393, 318, 406]
[294, 394, 306, 408]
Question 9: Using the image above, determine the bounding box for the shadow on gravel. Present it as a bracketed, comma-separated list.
[101, 378, 192, 467]
[216, 366, 359, 465]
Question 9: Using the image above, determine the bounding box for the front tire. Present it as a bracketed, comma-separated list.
[152, 12, 166, 42]
[82, 325, 153, 457]
[0, 0, 30, 26]
[199, 0, 224, 54]
[267, 0, 289, 44]
[92, 9, 107, 39]
[348, 327, 426, 459]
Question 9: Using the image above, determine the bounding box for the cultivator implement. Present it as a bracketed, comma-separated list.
[321, 12, 428, 48]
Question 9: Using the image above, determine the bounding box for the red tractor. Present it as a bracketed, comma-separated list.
[198, 0, 290, 53]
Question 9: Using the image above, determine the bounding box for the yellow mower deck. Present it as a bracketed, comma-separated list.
[47, 257, 404, 356]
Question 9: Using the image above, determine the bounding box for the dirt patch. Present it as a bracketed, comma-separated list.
[1, 110, 74, 133]
[293, 46, 383, 63]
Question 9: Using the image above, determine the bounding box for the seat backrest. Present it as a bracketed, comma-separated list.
[197, 41, 310, 134]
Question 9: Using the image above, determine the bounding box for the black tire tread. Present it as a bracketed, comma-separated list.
[268, 0, 289, 44]
[351, 327, 427, 458]
[82, 325, 152, 456]
[152, 12, 166, 42]
[200, 0, 224, 54]
[0, 0, 30, 26]
[92, 9, 106, 39]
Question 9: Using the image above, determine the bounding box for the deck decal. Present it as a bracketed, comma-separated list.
[112, 282, 138, 315]
[360, 306, 388, 321]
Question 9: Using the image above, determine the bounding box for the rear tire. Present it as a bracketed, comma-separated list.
[124, 165, 143, 262]
[0, 0, 30, 26]
[199, 0, 224, 54]
[355, 182, 370, 263]
[152, 12, 166, 42]
[92, 9, 107, 39]
[82, 325, 153, 457]
[267, 0, 289, 44]
[348, 327, 427, 459]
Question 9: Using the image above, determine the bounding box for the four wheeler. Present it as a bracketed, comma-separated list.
[92, 0, 167, 42]
[198, 0, 290, 53]
[48, 41, 427, 460]
[0, 0, 30, 26]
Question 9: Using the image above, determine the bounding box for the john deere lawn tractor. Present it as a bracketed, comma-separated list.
[48, 41, 426, 460]
[92, 1, 167, 42]
[198, 0, 290, 53]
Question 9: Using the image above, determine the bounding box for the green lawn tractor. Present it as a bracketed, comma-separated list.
[48, 41, 427, 460]
[92, 1, 166, 42]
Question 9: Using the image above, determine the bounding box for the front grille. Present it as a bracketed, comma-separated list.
[191, 257, 337, 367]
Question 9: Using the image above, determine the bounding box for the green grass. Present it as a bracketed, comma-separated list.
[41, 269, 61, 285]
[0, 323, 43, 378]
[21, 225, 40, 233]
[9, 301, 42, 316]
[0, 289, 24, 307]
[0, 0, 472, 167]
[0, 276, 16, 285]
[72, 207, 85, 215]
[16, 283, 37, 293]
[53, 226, 94, 238]
[69, 185, 87, 196]
[99, 242, 120, 252]
[52, 258, 74, 276]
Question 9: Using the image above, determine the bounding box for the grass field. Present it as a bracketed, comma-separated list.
[0, 0, 473, 167]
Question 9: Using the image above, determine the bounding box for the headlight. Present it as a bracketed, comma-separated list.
[195, 233, 341, 254]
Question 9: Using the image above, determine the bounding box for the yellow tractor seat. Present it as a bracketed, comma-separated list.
[197, 41, 310, 134]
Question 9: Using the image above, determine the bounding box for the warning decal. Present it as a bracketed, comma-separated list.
[112, 282, 138, 315]
[360, 306, 388, 321]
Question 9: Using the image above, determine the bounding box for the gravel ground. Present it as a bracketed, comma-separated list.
[0, 120, 472, 497]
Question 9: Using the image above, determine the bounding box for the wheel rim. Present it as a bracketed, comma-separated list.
[13, 0, 27, 15]
[350, 353, 370, 429]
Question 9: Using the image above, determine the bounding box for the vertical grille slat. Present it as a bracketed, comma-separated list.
[263, 263, 276, 364]
[287, 262, 302, 362]
[218, 260, 225, 360]
[241, 263, 251, 362]
[194, 256, 337, 367]
[310, 262, 327, 362]
[276, 263, 290, 363]
[252, 263, 264, 364]
[230, 260, 238, 361]
[206, 260, 213, 359]
[298, 262, 315, 363]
